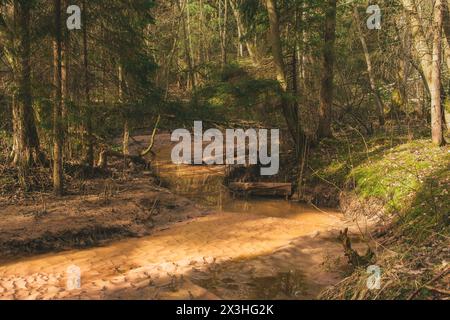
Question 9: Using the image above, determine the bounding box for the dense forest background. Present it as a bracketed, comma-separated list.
[0, 0, 449, 194]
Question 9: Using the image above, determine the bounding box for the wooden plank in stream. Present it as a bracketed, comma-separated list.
[228, 182, 292, 197]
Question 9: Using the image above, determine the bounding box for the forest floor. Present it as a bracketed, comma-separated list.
[0, 172, 207, 260]
[0, 134, 368, 300]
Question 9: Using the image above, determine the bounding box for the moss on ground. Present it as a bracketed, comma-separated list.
[308, 128, 449, 300]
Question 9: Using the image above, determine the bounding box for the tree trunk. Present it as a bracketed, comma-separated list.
[186, 0, 196, 83]
[317, 0, 337, 139]
[265, 0, 287, 91]
[123, 121, 130, 156]
[118, 65, 130, 156]
[442, 0, 450, 134]
[53, 0, 64, 195]
[179, 0, 195, 90]
[82, 0, 94, 166]
[12, 0, 42, 188]
[236, 17, 243, 58]
[229, 0, 259, 64]
[353, 7, 385, 126]
[431, 0, 444, 146]
[62, 0, 70, 157]
[443, 0, 450, 69]
[265, 0, 302, 151]
[402, 0, 446, 144]
[219, 0, 228, 68]
[401, 0, 433, 89]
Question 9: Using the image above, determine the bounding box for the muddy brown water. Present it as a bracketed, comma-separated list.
[152, 133, 338, 219]
[0, 134, 351, 300]
[149, 134, 349, 299]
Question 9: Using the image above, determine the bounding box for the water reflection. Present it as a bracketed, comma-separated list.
[152, 144, 339, 219]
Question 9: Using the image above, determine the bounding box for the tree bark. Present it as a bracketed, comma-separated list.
[442, 0, 450, 134]
[53, 0, 64, 195]
[82, 0, 94, 166]
[12, 0, 42, 188]
[317, 0, 337, 139]
[179, 0, 195, 90]
[353, 7, 385, 126]
[229, 0, 259, 64]
[443, 0, 450, 69]
[402, 0, 446, 143]
[265, 0, 303, 152]
[401, 0, 433, 89]
[118, 65, 130, 156]
[431, 0, 444, 146]
[219, 0, 228, 68]
[265, 0, 287, 91]
[62, 0, 70, 157]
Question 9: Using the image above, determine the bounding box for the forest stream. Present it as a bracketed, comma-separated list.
[0, 134, 360, 300]
[1, 0, 448, 302]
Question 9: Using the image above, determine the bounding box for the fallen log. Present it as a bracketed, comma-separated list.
[228, 182, 292, 197]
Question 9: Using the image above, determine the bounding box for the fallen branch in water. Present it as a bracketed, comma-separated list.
[229, 182, 292, 197]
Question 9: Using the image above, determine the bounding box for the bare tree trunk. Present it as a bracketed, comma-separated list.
[443, 1, 450, 69]
[123, 120, 130, 156]
[236, 19, 243, 58]
[53, 0, 64, 195]
[61, 0, 69, 117]
[265, 0, 303, 151]
[179, 0, 195, 90]
[442, 0, 450, 134]
[353, 7, 385, 126]
[219, 0, 228, 68]
[265, 0, 287, 91]
[186, 0, 196, 83]
[12, 0, 42, 188]
[431, 0, 444, 146]
[402, 0, 433, 89]
[229, 0, 259, 64]
[199, 0, 206, 62]
[82, 0, 94, 166]
[118, 65, 130, 156]
[402, 0, 446, 143]
[317, 0, 337, 139]
[163, 2, 184, 99]
[396, 13, 412, 117]
[62, 0, 70, 158]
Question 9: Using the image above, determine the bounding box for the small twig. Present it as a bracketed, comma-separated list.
[307, 165, 342, 192]
[408, 266, 450, 300]
[348, 125, 370, 161]
[424, 285, 450, 296]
